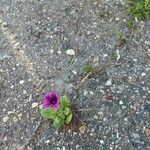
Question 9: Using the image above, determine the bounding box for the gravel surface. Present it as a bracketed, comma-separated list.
[0, 0, 150, 150]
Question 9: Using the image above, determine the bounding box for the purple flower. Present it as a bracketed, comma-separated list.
[43, 91, 60, 111]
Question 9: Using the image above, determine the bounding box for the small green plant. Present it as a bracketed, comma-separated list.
[112, 49, 121, 61]
[128, 0, 150, 21]
[127, 21, 135, 29]
[115, 31, 126, 47]
[83, 63, 95, 74]
[117, 32, 126, 40]
[41, 92, 73, 129]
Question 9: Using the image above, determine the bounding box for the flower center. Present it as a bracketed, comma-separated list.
[51, 99, 57, 105]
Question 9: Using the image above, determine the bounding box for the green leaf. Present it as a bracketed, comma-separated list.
[64, 107, 70, 115]
[65, 112, 73, 124]
[112, 49, 121, 61]
[135, 2, 143, 11]
[40, 108, 56, 119]
[53, 117, 64, 129]
[60, 95, 71, 108]
[145, 0, 150, 9]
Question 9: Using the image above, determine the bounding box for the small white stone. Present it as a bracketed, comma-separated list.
[87, 31, 91, 35]
[84, 90, 88, 96]
[105, 79, 112, 86]
[119, 100, 123, 105]
[66, 49, 75, 56]
[7, 111, 14, 115]
[122, 105, 126, 109]
[72, 70, 77, 75]
[103, 117, 107, 121]
[50, 49, 54, 53]
[103, 54, 108, 58]
[100, 89, 105, 94]
[19, 80, 24, 84]
[124, 118, 128, 121]
[57, 51, 61, 54]
[93, 56, 99, 63]
[115, 18, 119, 21]
[76, 145, 80, 149]
[93, 115, 98, 119]
[145, 41, 150, 45]
[133, 58, 137, 62]
[13, 116, 18, 122]
[90, 91, 94, 95]
[45, 140, 50, 144]
[32, 102, 38, 108]
[100, 140, 104, 144]
[3, 116, 9, 122]
[79, 126, 86, 134]
[18, 113, 23, 119]
[23, 90, 27, 94]
[141, 72, 146, 76]
[39, 104, 43, 110]
[62, 147, 65, 150]
[11, 85, 14, 89]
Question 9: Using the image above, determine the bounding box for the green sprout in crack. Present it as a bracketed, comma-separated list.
[126, 21, 135, 29]
[128, 0, 150, 21]
[83, 63, 95, 74]
[112, 49, 121, 61]
[114, 31, 126, 47]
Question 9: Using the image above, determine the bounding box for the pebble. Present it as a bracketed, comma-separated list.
[145, 41, 150, 45]
[66, 49, 75, 56]
[119, 100, 123, 105]
[39, 104, 43, 110]
[45, 140, 50, 144]
[93, 115, 98, 119]
[98, 111, 103, 119]
[0, 54, 10, 60]
[11, 85, 14, 89]
[115, 18, 120, 21]
[105, 79, 112, 86]
[141, 72, 146, 76]
[90, 91, 94, 95]
[18, 113, 23, 119]
[50, 49, 54, 53]
[31, 102, 38, 108]
[100, 89, 105, 94]
[100, 140, 104, 144]
[3, 116, 9, 122]
[62, 146, 65, 150]
[72, 70, 77, 75]
[144, 128, 150, 137]
[23, 90, 27, 94]
[57, 51, 61, 54]
[79, 126, 86, 134]
[84, 90, 88, 96]
[13, 116, 18, 122]
[103, 54, 108, 58]
[93, 56, 99, 63]
[122, 105, 126, 109]
[7, 111, 14, 114]
[19, 80, 24, 84]
[76, 145, 80, 149]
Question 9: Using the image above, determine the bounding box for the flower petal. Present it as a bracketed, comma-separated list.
[53, 102, 60, 111]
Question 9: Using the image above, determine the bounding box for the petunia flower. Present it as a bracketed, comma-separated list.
[43, 91, 60, 111]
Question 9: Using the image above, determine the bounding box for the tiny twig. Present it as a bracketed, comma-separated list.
[73, 112, 86, 126]
[81, 72, 92, 83]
